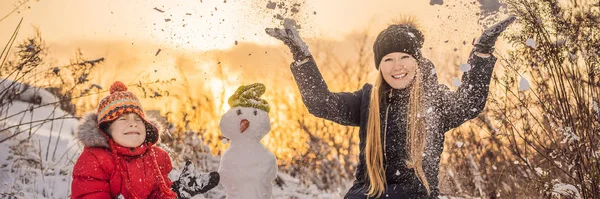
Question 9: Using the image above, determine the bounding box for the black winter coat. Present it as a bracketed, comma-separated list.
[289, 51, 497, 198]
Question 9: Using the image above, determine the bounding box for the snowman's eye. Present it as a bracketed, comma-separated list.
[236, 109, 242, 115]
[253, 110, 257, 115]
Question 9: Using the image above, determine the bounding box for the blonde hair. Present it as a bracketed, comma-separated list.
[365, 75, 386, 197]
[365, 64, 430, 197]
[405, 65, 430, 195]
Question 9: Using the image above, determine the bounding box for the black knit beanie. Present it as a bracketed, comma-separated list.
[373, 24, 425, 69]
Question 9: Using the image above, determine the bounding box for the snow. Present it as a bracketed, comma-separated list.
[525, 38, 537, 48]
[1, 100, 79, 162]
[1, 94, 80, 198]
[456, 141, 463, 148]
[534, 167, 547, 176]
[560, 127, 580, 144]
[452, 78, 462, 87]
[554, 161, 563, 168]
[219, 107, 277, 199]
[467, 155, 485, 196]
[552, 182, 582, 198]
[271, 172, 349, 199]
[553, 38, 566, 47]
[0, 79, 60, 106]
[569, 53, 577, 62]
[264, 18, 309, 57]
[248, 98, 262, 106]
[519, 77, 530, 91]
[459, 63, 471, 72]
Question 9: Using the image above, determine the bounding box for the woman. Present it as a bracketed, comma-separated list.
[266, 16, 515, 198]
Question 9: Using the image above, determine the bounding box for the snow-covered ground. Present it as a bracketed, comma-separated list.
[0, 99, 80, 198]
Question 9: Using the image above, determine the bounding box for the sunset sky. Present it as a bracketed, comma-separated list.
[0, 0, 499, 51]
[0, 0, 511, 115]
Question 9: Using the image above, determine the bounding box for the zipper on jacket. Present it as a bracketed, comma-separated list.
[384, 89, 393, 161]
[383, 103, 391, 164]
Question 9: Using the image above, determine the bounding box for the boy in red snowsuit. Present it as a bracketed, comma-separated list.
[71, 81, 219, 199]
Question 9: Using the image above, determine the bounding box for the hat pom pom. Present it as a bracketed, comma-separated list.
[110, 81, 128, 94]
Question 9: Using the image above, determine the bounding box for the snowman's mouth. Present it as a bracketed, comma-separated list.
[240, 119, 250, 133]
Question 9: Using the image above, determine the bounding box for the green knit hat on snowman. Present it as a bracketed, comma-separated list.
[228, 83, 270, 113]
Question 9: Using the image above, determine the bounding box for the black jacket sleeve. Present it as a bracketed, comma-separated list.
[290, 57, 363, 126]
[439, 51, 497, 131]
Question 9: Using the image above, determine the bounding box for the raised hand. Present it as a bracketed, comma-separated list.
[474, 15, 517, 54]
[265, 18, 311, 61]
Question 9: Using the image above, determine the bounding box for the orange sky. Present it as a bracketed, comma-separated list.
[1, 0, 493, 51]
[0, 0, 512, 116]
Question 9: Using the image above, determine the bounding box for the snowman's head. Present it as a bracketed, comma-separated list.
[220, 83, 271, 142]
[219, 107, 270, 141]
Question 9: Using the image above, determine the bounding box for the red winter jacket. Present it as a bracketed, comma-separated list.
[71, 113, 176, 199]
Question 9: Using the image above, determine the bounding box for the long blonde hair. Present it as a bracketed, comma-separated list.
[365, 64, 430, 197]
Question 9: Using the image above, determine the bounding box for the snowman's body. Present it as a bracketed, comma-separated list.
[219, 106, 277, 199]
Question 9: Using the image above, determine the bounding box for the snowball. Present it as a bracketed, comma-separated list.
[526, 38, 537, 48]
[452, 78, 462, 87]
[519, 77, 530, 91]
[456, 141, 463, 148]
[459, 63, 472, 72]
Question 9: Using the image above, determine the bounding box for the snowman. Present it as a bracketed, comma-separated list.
[218, 83, 277, 199]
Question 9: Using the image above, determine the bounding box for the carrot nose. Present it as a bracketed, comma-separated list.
[240, 119, 250, 133]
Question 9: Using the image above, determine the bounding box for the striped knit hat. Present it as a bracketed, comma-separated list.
[96, 81, 159, 145]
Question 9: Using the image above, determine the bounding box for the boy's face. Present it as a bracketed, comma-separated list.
[108, 113, 147, 148]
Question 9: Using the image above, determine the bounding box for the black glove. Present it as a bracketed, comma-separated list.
[265, 18, 311, 61]
[171, 161, 220, 199]
[473, 15, 517, 54]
